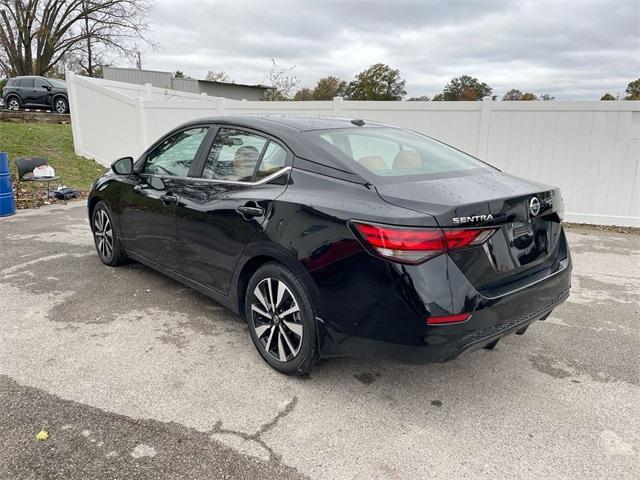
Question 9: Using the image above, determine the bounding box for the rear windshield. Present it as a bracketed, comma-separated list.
[306, 127, 492, 180]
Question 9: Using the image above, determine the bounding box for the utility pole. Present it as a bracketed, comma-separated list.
[136, 51, 142, 70]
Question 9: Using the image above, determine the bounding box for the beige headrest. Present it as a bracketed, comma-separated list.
[358, 155, 387, 171]
[393, 150, 422, 169]
[234, 145, 260, 178]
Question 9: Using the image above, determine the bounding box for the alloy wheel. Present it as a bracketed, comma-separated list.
[94, 210, 114, 260]
[8, 98, 19, 110]
[55, 99, 67, 113]
[251, 277, 303, 362]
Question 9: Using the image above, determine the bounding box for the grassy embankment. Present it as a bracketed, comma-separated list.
[0, 122, 104, 208]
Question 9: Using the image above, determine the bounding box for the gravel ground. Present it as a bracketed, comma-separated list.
[0, 202, 638, 479]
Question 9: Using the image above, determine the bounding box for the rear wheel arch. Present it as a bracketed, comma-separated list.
[244, 261, 320, 375]
[6, 94, 20, 108]
[53, 94, 68, 113]
[237, 255, 286, 317]
[87, 196, 102, 226]
[235, 250, 321, 319]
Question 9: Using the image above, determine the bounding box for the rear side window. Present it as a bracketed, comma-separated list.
[7, 78, 18, 86]
[202, 129, 267, 181]
[255, 142, 287, 180]
[309, 128, 491, 179]
[19, 78, 35, 88]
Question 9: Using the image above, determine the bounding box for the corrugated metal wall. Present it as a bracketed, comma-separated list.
[103, 67, 173, 89]
[103, 67, 267, 100]
[171, 77, 199, 94]
[196, 81, 266, 100]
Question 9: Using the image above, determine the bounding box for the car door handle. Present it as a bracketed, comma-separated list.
[237, 205, 264, 218]
[160, 194, 178, 205]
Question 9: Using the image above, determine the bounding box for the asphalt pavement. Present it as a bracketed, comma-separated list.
[0, 202, 638, 479]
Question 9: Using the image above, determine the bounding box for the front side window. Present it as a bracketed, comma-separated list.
[143, 127, 208, 177]
[309, 127, 492, 179]
[35, 78, 50, 89]
[202, 129, 267, 181]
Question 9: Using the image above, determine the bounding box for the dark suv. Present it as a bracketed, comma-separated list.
[2, 76, 69, 113]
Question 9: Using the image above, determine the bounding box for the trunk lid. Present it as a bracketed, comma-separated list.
[375, 171, 567, 294]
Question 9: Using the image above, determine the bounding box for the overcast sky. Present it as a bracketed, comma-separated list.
[135, 0, 640, 100]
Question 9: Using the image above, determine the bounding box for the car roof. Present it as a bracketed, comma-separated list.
[182, 114, 389, 132]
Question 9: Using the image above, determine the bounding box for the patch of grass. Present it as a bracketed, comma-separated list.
[0, 122, 105, 208]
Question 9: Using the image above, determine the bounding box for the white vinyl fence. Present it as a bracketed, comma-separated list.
[68, 73, 640, 227]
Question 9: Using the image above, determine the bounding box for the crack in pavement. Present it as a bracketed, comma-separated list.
[211, 396, 299, 461]
[0, 375, 307, 480]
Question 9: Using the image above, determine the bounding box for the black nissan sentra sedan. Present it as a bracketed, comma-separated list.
[88, 115, 571, 374]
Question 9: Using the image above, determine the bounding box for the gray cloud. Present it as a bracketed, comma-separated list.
[136, 0, 640, 100]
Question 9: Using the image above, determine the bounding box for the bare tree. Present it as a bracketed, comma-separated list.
[0, 0, 153, 77]
[205, 70, 230, 82]
[263, 59, 298, 101]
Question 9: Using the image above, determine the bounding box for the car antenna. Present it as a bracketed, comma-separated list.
[351, 119, 365, 126]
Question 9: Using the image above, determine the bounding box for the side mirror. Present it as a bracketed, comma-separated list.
[42, 85, 52, 91]
[112, 156, 134, 175]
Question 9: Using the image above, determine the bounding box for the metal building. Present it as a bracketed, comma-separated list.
[103, 67, 272, 101]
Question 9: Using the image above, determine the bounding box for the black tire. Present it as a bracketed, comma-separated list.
[53, 96, 68, 114]
[91, 201, 127, 266]
[245, 263, 319, 375]
[6, 96, 20, 111]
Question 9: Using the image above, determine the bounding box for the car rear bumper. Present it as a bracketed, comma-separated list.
[315, 253, 571, 363]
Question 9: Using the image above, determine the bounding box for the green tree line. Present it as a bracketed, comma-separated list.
[284, 63, 640, 102]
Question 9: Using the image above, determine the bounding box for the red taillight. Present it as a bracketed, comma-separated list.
[352, 223, 446, 250]
[350, 221, 495, 264]
[443, 229, 492, 249]
[427, 313, 471, 325]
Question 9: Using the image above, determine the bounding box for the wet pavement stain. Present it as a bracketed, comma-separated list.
[354, 372, 380, 384]
[529, 354, 573, 379]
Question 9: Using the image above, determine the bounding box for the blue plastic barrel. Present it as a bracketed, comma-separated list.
[0, 152, 16, 217]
